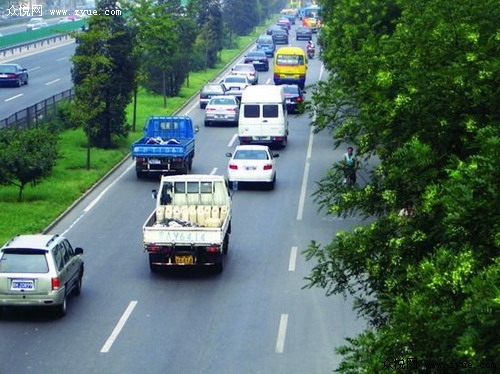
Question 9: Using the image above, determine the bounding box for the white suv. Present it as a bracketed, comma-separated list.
[0, 234, 84, 317]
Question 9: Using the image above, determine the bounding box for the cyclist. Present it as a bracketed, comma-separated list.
[341, 146, 360, 187]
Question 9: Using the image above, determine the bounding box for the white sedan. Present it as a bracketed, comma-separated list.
[225, 145, 279, 190]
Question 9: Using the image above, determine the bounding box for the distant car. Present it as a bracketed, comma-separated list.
[0, 63, 29, 87]
[0, 234, 85, 317]
[296, 26, 313, 41]
[199, 82, 227, 109]
[221, 75, 251, 100]
[243, 50, 269, 71]
[282, 84, 305, 114]
[271, 29, 289, 45]
[266, 24, 283, 35]
[231, 63, 258, 85]
[204, 95, 240, 127]
[256, 34, 275, 57]
[226, 145, 279, 190]
[277, 18, 292, 30]
[26, 17, 48, 31]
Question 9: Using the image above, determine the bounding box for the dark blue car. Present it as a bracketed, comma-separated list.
[0, 63, 29, 87]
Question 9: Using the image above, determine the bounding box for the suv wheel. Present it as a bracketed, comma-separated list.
[73, 272, 83, 296]
[55, 294, 67, 317]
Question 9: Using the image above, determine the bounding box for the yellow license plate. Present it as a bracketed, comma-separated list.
[175, 255, 194, 265]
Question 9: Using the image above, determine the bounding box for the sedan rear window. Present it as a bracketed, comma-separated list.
[0, 252, 49, 273]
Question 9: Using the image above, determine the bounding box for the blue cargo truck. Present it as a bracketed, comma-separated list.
[131, 116, 197, 179]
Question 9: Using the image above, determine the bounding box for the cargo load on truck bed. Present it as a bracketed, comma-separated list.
[131, 116, 196, 178]
[143, 174, 231, 273]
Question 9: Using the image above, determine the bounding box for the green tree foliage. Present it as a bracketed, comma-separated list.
[71, 0, 137, 149]
[0, 126, 58, 201]
[304, 0, 500, 371]
[223, 0, 260, 36]
[131, 0, 196, 96]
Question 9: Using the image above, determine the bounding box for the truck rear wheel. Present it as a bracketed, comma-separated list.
[150, 262, 160, 273]
[214, 260, 224, 273]
[136, 171, 146, 179]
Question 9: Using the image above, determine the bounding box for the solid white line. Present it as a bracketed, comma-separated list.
[275, 314, 289, 353]
[210, 167, 218, 175]
[100, 300, 138, 353]
[296, 125, 314, 220]
[288, 246, 298, 271]
[5, 94, 23, 102]
[228, 133, 238, 147]
[61, 162, 134, 236]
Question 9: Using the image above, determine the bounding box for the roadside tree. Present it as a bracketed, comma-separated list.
[0, 126, 58, 201]
[304, 0, 500, 371]
[71, 0, 137, 149]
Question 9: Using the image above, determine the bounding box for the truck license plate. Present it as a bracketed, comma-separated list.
[148, 159, 161, 165]
[175, 255, 194, 265]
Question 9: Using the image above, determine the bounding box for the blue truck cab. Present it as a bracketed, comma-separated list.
[131, 116, 196, 179]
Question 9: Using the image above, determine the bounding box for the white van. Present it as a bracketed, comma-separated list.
[238, 85, 289, 148]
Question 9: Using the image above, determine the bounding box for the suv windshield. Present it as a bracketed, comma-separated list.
[0, 251, 49, 273]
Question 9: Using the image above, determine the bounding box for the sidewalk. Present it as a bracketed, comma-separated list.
[0, 35, 75, 63]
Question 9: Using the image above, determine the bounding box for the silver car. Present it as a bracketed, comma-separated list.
[230, 63, 259, 85]
[0, 234, 84, 317]
[204, 95, 240, 127]
[221, 75, 251, 100]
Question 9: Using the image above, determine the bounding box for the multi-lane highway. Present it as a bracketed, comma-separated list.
[0, 24, 367, 374]
[0, 41, 75, 119]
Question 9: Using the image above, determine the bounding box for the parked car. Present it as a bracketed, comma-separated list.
[199, 82, 227, 109]
[226, 145, 279, 190]
[0, 234, 84, 317]
[256, 34, 275, 57]
[295, 26, 313, 41]
[243, 50, 269, 71]
[221, 75, 251, 100]
[204, 95, 240, 127]
[231, 63, 258, 85]
[26, 17, 48, 31]
[282, 84, 306, 114]
[0, 63, 29, 87]
[271, 29, 289, 45]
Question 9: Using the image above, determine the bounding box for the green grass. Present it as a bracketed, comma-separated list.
[0, 24, 270, 245]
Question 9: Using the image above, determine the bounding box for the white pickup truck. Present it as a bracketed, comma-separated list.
[143, 174, 232, 273]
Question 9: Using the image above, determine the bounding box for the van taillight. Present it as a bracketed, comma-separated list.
[147, 245, 160, 252]
[206, 246, 219, 253]
[51, 277, 61, 290]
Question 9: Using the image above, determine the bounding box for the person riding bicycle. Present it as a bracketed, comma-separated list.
[342, 146, 360, 186]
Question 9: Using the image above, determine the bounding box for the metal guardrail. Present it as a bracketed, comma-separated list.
[0, 88, 74, 129]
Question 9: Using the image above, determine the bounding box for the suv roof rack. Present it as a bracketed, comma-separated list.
[45, 234, 59, 247]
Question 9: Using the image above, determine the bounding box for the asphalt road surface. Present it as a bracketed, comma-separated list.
[0, 24, 368, 374]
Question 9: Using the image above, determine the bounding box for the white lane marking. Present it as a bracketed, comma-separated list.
[210, 167, 217, 175]
[57, 57, 68, 61]
[46, 79, 60, 85]
[228, 133, 238, 148]
[275, 314, 289, 353]
[61, 162, 134, 236]
[101, 300, 138, 353]
[29, 66, 41, 72]
[296, 125, 314, 220]
[288, 246, 298, 271]
[5, 93, 23, 102]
